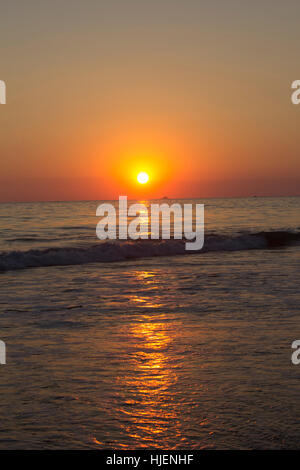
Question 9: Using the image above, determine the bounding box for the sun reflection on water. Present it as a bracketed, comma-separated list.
[116, 301, 184, 448]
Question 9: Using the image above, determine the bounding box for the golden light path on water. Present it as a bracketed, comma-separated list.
[108, 270, 186, 448]
[89, 267, 211, 449]
[120, 319, 177, 445]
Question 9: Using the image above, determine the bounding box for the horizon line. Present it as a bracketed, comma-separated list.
[0, 194, 299, 205]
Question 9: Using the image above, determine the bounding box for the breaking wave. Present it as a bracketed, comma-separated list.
[0, 230, 299, 272]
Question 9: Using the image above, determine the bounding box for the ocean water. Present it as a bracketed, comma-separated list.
[0, 196, 300, 449]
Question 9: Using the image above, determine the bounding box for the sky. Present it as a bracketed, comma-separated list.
[0, 0, 300, 201]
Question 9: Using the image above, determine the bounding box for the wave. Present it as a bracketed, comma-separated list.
[0, 230, 299, 272]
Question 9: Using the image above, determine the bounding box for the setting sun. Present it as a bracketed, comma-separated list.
[137, 172, 149, 184]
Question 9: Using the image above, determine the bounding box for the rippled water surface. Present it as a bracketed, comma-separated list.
[0, 197, 300, 449]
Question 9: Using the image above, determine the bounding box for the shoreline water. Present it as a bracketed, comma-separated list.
[0, 197, 300, 449]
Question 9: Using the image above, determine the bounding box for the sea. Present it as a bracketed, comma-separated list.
[0, 196, 300, 449]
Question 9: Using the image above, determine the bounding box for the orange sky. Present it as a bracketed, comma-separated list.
[0, 1, 300, 201]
